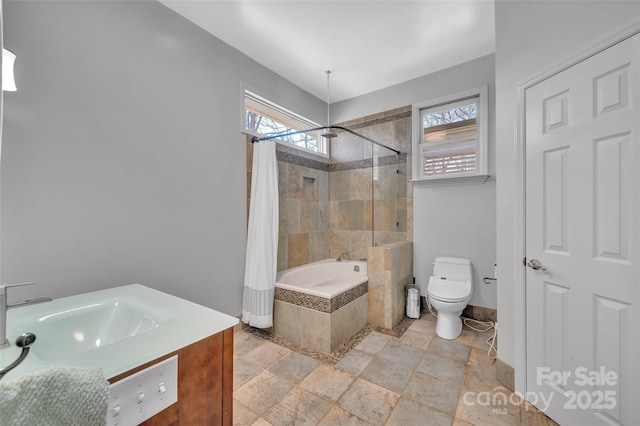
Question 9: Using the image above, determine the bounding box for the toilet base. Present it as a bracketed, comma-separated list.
[435, 311, 463, 340]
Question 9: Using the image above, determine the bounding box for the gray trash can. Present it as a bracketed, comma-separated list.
[406, 287, 420, 319]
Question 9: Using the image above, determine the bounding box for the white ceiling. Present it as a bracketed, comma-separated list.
[160, 0, 495, 103]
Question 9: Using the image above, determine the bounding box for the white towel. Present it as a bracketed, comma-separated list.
[0, 367, 108, 426]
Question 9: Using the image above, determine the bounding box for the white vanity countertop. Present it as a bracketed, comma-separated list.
[0, 284, 239, 381]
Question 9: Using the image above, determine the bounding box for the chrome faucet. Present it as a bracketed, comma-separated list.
[337, 252, 349, 262]
[0, 282, 52, 349]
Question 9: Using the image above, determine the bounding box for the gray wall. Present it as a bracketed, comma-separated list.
[334, 55, 497, 309]
[495, 0, 640, 386]
[0, 0, 324, 314]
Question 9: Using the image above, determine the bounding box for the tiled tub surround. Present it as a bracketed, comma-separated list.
[368, 241, 414, 329]
[246, 138, 332, 271]
[275, 282, 368, 314]
[277, 144, 331, 270]
[273, 282, 369, 354]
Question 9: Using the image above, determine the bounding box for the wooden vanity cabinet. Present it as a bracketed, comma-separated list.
[108, 327, 234, 425]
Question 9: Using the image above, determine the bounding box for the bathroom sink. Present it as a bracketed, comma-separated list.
[22, 299, 163, 362]
[2, 284, 238, 381]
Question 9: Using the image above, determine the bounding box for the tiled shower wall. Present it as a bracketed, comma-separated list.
[246, 106, 413, 271]
[246, 139, 331, 270]
[276, 146, 331, 269]
[367, 241, 413, 329]
[331, 107, 412, 259]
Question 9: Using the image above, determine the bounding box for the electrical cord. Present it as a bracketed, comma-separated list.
[425, 297, 497, 362]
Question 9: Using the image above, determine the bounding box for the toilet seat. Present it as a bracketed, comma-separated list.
[427, 277, 471, 302]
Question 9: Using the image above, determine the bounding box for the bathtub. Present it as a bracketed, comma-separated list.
[276, 258, 368, 298]
[273, 259, 369, 353]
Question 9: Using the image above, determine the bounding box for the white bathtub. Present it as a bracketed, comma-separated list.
[276, 258, 368, 299]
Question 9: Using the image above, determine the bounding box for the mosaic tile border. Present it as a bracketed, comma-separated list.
[245, 316, 415, 365]
[330, 282, 368, 312]
[277, 146, 407, 173]
[275, 287, 329, 312]
[329, 153, 408, 172]
[275, 282, 368, 314]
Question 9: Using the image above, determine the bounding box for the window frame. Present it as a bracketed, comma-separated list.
[412, 86, 489, 185]
[242, 89, 327, 157]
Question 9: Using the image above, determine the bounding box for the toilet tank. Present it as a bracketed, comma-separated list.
[432, 257, 472, 282]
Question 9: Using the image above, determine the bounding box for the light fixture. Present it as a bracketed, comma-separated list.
[321, 70, 337, 139]
[2, 48, 17, 92]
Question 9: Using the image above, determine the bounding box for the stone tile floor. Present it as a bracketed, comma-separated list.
[233, 314, 557, 425]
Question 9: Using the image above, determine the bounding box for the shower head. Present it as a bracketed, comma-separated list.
[321, 129, 338, 139]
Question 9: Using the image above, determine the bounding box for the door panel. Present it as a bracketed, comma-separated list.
[525, 34, 639, 425]
[594, 132, 630, 263]
[543, 147, 569, 253]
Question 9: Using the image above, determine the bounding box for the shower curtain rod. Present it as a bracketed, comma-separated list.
[250, 125, 401, 155]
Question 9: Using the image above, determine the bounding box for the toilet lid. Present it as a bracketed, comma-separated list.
[427, 277, 471, 302]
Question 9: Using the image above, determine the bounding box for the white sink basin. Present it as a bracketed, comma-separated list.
[26, 300, 162, 362]
[2, 284, 239, 381]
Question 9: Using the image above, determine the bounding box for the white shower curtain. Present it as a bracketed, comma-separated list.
[242, 140, 279, 328]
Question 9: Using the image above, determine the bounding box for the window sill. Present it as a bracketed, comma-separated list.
[410, 174, 490, 187]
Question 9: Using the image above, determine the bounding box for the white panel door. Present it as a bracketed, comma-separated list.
[525, 34, 640, 425]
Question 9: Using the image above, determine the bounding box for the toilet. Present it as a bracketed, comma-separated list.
[426, 256, 473, 340]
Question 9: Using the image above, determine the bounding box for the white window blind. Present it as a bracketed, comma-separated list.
[412, 87, 488, 183]
[421, 98, 478, 176]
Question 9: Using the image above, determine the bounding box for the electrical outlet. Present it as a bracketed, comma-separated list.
[107, 355, 178, 426]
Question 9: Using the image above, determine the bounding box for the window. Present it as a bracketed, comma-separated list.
[412, 86, 488, 183]
[244, 90, 326, 156]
